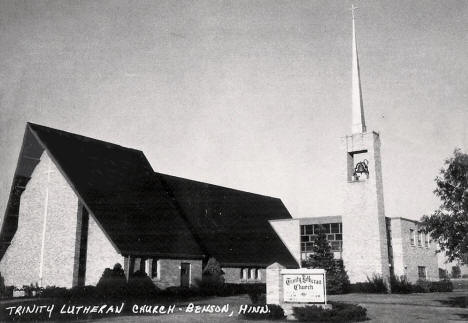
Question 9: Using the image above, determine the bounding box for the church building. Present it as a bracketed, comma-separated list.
[0, 122, 298, 289]
[0, 9, 441, 290]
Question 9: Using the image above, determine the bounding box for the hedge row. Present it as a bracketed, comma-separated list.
[240, 302, 368, 322]
[349, 275, 453, 294]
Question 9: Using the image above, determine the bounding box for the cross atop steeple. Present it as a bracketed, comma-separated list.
[351, 4, 366, 134]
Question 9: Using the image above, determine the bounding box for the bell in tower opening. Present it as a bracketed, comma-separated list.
[353, 159, 369, 180]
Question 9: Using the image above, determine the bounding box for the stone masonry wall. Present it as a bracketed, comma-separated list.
[341, 132, 391, 283]
[0, 151, 79, 288]
[269, 219, 301, 266]
[85, 214, 124, 285]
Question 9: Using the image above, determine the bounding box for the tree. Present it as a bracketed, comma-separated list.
[421, 148, 468, 263]
[202, 257, 225, 286]
[303, 227, 350, 294]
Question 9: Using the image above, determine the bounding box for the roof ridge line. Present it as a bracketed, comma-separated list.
[156, 172, 282, 200]
[27, 122, 143, 154]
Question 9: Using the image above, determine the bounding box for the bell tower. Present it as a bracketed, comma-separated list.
[341, 6, 390, 285]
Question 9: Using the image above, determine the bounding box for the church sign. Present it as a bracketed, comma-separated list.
[281, 269, 326, 304]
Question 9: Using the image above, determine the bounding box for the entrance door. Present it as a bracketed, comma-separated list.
[180, 263, 190, 288]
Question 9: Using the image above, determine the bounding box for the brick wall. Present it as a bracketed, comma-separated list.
[388, 218, 405, 278]
[392, 218, 438, 282]
[223, 267, 265, 284]
[0, 151, 79, 288]
[150, 259, 202, 289]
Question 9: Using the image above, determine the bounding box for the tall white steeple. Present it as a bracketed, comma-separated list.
[351, 5, 366, 134]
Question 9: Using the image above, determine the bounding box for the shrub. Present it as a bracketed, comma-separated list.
[22, 283, 42, 297]
[415, 279, 432, 293]
[40, 286, 68, 298]
[96, 263, 128, 298]
[390, 275, 453, 294]
[327, 259, 351, 294]
[292, 302, 367, 322]
[390, 275, 414, 294]
[202, 257, 224, 279]
[350, 274, 387, 293]
[429, 279, 453, 292]
[239, 304, 285, 320]
[200, 257, 225, 294]
[462, 274, 468, 278]
[248, 292, 266, 305]
[127, 270, 158, 298]
[3, 286, 14, 298]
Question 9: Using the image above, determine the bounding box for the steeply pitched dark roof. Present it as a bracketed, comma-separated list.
[157, 173, 299, 268]
[1, 123, 298, 268]
[17, 123, 204, 257]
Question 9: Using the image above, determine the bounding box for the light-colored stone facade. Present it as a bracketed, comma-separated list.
[0, 151, 79, 288]
[85, 214, 124, 285]
[0, 151, 125, 288]
[269, 219, 301, 266]
[389, 217, 438, 282]
[341, 132, 391, 284]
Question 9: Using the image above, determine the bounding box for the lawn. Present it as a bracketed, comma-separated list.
[1, 287, 467, 322]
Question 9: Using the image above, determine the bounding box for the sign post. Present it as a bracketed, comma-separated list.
[266, 264, 331, 320]
[282, 269, 327, 304]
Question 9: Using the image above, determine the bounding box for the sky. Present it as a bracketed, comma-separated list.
[0, 0, 466, 222]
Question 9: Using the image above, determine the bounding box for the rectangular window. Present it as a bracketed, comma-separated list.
[331, 223, 340, 233]
[335, 234, 342, 241]
[255, 269, 261, 280]
[145, 259, 150, 275]
[424, 234, 429, 247]
[305, 225, 313, 235]
[418, 266, 426, 279]
[410, 229, 415, 245]
[418, 232, 422, 246]
[249, 268, 256, 280]
[151, 259, 160, 278]
[301, 235, 309, 242]
[300, 226, 305, 235]
[241, 268, 248, 280]
[327, 234, 335, 241]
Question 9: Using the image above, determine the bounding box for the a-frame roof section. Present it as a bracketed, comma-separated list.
[1, 123, 204, 259]
[157, 173, 299, 268]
